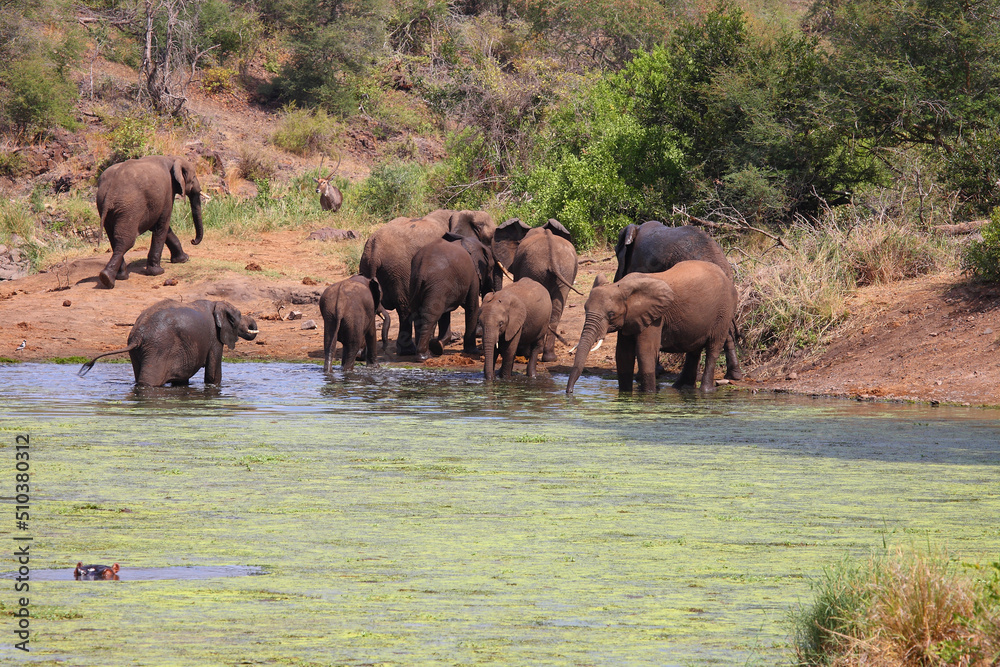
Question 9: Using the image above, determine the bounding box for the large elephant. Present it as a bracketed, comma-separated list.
[409, 233, 500, 361]
[492, 218, 578, 362]
[78, 299, 258, 386]
[566, 261, 737, 394]
[359, 209, 496, 355]
[319, 274, 389, 373]
[479, 277, 552, 381]
[95, 155, 204, 289]
[614, 220, 743, 380]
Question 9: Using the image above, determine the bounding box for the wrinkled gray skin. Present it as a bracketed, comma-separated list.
[614, 220, 742, 380]
[78, 299, 258, 386]
[567, 261, 737, 394]
[492, 218, 578, 362]
[359, 209, 496, 355]
[95, 156, 204, 289]
[319, 274, 389, 373]
[409, 234, 501, 361]
[479, 277, 553, 381]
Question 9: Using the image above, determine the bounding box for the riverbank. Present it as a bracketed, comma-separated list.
[1, 227, 998, 407]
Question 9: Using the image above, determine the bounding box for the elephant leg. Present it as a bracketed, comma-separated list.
[165, 227, 189, 264]
[723, 333, 744, 380]
[499, 334, 519, 379]
[396, 309, 417, 356]
[100, 225, 137, 288]
[700, 341, 724, 392]
[365, 325, 378, 367]
[674, 352, 700, 390]
[635, 326, 661, 392]
[615, 334, 637, 392]
[541, 293, 567, 362]
[462, 291, 479, 355]
[429, 311, 451, 356]
[204, 346, 223, 384]
[341, 340, 360, 372]
[413, 306, 441, 361]
[526, 336, 544, 378]
[323, 324, 336, 373]
[144, 220, 170, 276]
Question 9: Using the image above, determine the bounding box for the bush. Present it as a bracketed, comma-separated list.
[791, 549, 1000, 666]
[201, 67, 237, 95]
[235, 144, 277, 181]
[106, 114, 155, 163]
[963, 209, 1000, 282]
[271, 104, 338, 156]
[0, 55, 79, 137]
[354, 161, 427, 219]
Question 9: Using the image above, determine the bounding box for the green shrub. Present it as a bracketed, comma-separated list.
[201, 67, 237, 95]
[236, 144, 276, 181]
[354, 161, 427, 219]
[962, 209, 1000, 282]
[0, 55, 79, 137]
[0, 149, 26, 178]
[271, 104, 338, 156]
[106, 114, 155, 163]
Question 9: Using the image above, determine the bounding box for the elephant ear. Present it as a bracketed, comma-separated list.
[368, 277, 382, 310]
[614, 224, 641, 281]
[593, 274, 609, 289]
[506, 297, 527, 340]
[543, 219, 573, 244]
[442, 231, 465, 243]
[619, 276, 675, 329]
[213, 302, 240, 349]
[492, 218, 530, 267]
[170, 159, 187, 197]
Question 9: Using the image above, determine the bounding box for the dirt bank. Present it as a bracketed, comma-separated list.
[2, 227, 999, 406]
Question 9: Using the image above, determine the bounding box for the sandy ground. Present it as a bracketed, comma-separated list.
[2, 227, 1000, 406]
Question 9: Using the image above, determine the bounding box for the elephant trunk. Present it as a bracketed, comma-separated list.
[482, 328, 500, 381]
[566, 317, 608, 394]
[240, 315, 259, 340]
[190, 192, 204, 245]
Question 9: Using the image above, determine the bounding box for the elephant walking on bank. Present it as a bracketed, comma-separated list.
[95, 155, 205, 289]
[359, 209, 496, 355]
[78, 299, 258, 386]
[614, 220, 743, 380]
[479, 277, 552, 381]
[319, 275, 389, 373]
[409, 234, 501, 361]
[492, 218, 578, 362]
[566, 261, 738, 394]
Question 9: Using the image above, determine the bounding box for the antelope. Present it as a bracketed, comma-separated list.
[314, 154, 344, 212]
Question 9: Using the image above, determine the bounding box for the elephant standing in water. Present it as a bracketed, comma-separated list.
[566, 261, 738, 394]
[614, 220, 743, 380]
[491, 218, 578, 362]
[95, 155, 204, 288]
[78, 299, 258, 386]
[319, 275, 389, 373]
[478, 277, 552, 381]
[359, 209, 496, 355]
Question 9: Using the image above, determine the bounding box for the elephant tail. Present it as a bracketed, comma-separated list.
[548, 268, 584, 296]
[729, 316, 743, 351]
[549, 325, 572, 347]
[377, 305, 391, 352]
[78, 344, 137, 377]
[96, 205, 109, 248]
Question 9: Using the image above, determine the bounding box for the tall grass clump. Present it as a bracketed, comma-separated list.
[738, 213, 958, 363]
[271, 104, 339, 156]
[962, 208, 1000, 282]
[792, 549, 1000, 666]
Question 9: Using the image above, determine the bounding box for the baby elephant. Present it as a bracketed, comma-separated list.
[78, 299, 258, 386]
[479, 278, 552, 381]
[74, 562, 120, 580]
[319, 275, 389, 373]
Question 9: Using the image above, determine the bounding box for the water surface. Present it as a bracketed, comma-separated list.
[1, 362, 997, 666]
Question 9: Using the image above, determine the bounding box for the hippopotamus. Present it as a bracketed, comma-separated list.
[74, 562, 120, 580]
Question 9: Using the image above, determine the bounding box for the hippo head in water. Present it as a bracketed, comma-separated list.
[74, 562, 120, 580]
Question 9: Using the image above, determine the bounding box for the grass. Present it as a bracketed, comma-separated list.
[792, 549, 1000, 666]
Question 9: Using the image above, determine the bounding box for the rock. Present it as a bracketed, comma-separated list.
[287, 310, 303, 320]
[302, 276, 318, 286]
[984, 328, 993, 335]
[307, 227, 357, 241]
[0, 246, 29, 281]
[62, 300, 71, 307]
[245, 262, 262, 271]
[715, 379, 731, 386]
[300, 319, 317, 330]
[163, 278, 178, 286]
[786, 372, 798, 380]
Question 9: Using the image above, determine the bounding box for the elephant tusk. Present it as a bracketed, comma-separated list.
[497, 261, 515, 282]
[247, 328, 259, 335]
[590, 338, 603, 353]
[568, 344, 578, 354]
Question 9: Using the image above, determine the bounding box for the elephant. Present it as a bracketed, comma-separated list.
[478, 277, 552, 381]
[492, 218, 579, 362]
[566, 260, 738, 394]
[614, 220, 743, 380]
[319, 274, 390, 373]
[78, 299, 258, 386]
[95, 155, 204, 289]
[359, 209, 496, 355]
[409, 233, 501, 361]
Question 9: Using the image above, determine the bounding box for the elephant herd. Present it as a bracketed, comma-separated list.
[81, 155, 743, 394]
